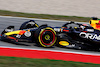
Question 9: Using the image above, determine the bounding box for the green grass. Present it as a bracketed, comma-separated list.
[0, 56, 99, 67]
[0, 10, 92, 22]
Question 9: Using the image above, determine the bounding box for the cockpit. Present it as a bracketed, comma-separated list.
[19, 20, 39, 30]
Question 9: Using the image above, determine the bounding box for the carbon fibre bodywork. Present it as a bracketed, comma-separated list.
[54, 20, 100, 50]
[1, 18, 100, 50]
[0, 20, 57, 47]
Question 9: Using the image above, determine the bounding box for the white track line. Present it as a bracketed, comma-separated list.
[0, 46, 100, 56]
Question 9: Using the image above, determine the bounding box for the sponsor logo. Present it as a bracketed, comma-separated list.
[24, 31, 31, 37]
[79, 32, 100, 40]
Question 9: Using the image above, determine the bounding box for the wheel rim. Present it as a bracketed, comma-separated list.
[38, 27, 56, 47]
[40, 30, 55, 45]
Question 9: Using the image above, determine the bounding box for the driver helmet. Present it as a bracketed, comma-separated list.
[89, 17, 100, 30]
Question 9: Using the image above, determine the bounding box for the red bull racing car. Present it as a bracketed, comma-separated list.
[1, 17, 100, 50]
[0, 20, 57, 47]
[54, 17, 100, 50]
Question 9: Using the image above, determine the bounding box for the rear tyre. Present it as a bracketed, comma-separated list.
[35, 27, 57, 47]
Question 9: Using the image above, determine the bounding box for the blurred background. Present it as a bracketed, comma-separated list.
[0, 0, 100, 18]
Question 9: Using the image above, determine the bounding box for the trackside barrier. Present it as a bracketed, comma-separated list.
[0, 47, 100, 64]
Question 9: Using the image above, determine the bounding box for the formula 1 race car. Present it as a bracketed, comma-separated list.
[1, 18, 100, 50]
[54, 17, 100, 50]
[0, 20, 57, 47]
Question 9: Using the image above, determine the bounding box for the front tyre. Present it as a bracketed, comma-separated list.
[36, 27, 57, 47]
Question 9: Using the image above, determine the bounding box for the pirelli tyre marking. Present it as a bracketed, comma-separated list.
[38, 27, 57, 47]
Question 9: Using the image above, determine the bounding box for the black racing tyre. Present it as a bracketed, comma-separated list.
[35, 27, 57, 47]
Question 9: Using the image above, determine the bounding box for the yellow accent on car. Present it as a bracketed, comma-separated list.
[38, 27, 57, 47]
[5, 30, 21, 36]
[45, 35, 50, 40]
[59, 41, 69, 46]
[74, 27, 77, 29]
[28, 29, 30, 32]
[35, 24, 39, 27]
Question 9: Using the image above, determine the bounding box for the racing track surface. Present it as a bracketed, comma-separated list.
[0, 16, 100, 55]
